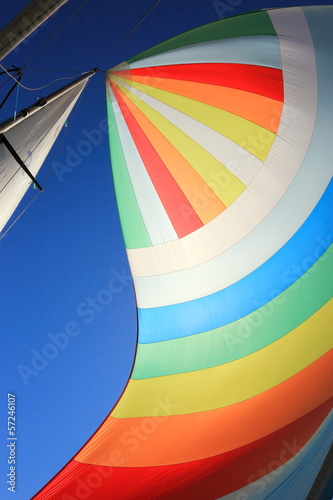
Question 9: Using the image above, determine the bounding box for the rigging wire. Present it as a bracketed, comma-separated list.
[0, 68, 23, 109]
[0, 64, 90, 91]
[0, 76, 12, 89]
[13, 82, 19, 119]
[24, 68, 88, 73]
[0, 192, 41, 240]
[98, 0, 162, 70]
[24, 0, 92, 66]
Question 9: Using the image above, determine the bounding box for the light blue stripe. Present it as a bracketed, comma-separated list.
[138, 180, 333, 343]
[129, 36, 282, 70]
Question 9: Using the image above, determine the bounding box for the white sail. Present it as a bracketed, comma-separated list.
[0, 75, 90, 233]
[0, 0, 70, 61]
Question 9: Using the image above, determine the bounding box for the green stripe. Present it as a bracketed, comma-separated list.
[132, 247, 333, 379]
[106, 88, 151, 249]
[128, 11, 277, 63]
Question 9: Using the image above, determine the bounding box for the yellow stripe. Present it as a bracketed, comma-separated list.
[112, 300, 332, 417]
[115, 76, 276, 162]
[112, 77, 246, 207]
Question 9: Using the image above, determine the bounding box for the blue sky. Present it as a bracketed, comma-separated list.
[0, 0, 330, 499]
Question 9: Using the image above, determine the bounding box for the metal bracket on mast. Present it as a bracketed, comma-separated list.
[0, 133, 43, 191]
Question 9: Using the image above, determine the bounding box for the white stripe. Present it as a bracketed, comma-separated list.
[114, 77, 263, 186]
[110, 91, 178, 244]
[127, 8, 321, 297]
[129, 36, 282, 70]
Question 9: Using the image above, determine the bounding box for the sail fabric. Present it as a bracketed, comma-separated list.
[0, 0, 70, 60]
[33, 6, 333, 500]
[0, 80, 86, 233]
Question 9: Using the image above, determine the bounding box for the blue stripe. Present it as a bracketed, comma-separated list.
[138, 179, 333, 343]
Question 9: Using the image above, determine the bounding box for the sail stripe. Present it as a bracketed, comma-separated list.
[111, 82, 203, 238]
[115, 63, 284, 102]
[128, 36, 282, 70]
[115, 73, 283, 132]
[106, 90, 151, 248]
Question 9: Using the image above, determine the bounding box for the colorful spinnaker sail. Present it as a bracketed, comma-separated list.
[34, 6, 333, 499]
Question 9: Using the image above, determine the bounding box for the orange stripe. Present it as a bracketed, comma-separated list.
[120, 74, 283, 133]
[111, 78, 226, 224]
[76, 350, 333, 467]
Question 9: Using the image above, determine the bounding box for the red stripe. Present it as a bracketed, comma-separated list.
[114, 63, 284, 102]
[32, 398, 332, 500]
[110, 81, 203, 238]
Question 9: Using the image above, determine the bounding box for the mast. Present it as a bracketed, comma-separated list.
[0, 0, 70, 61]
